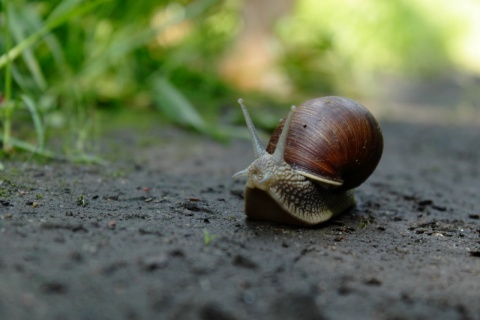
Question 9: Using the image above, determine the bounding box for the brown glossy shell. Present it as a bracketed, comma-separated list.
[266, 96, 383, 192]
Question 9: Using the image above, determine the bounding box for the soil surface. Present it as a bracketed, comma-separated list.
[1, 107, 479, 319]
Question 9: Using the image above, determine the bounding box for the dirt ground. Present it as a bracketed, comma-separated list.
[0, 99, 479, 319]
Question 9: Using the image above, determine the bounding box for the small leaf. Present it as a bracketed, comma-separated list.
[203, 229, 218, 246]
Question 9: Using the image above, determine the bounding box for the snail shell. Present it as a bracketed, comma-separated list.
[233, 97, 383, 226]
[266, 96, 383, 192]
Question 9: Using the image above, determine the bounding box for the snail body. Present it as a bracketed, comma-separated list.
[234, 96, 383, 226]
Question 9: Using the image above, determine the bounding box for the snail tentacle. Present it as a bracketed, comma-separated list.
[272, 105, 296, 164]
[237, 98, 265, 159]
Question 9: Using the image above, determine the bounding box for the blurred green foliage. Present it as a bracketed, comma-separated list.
[277, 0, 480, 96]
[0, 0, 478, 164]
[0, 0, 240, 162]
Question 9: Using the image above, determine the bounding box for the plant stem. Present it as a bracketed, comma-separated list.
[3, 0, 13, 152]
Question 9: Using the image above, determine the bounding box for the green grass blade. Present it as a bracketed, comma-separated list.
[0, 133, 107, 165]
[70, 153, 108, 165]
[81, 0, 218, 80]
[45, 0, 86, 23]
[9, 6, 47, 90]
[0, 133, 55, 159]
[21, 95, 45, 150]
[0, 0, 107, 69]
[2, 0, 13, 152]
[152, 76, 207, 132]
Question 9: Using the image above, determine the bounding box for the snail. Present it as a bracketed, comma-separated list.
[233, 96, 383, 226]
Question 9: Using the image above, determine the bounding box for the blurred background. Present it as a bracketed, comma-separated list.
[1, 0, 479, 162]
